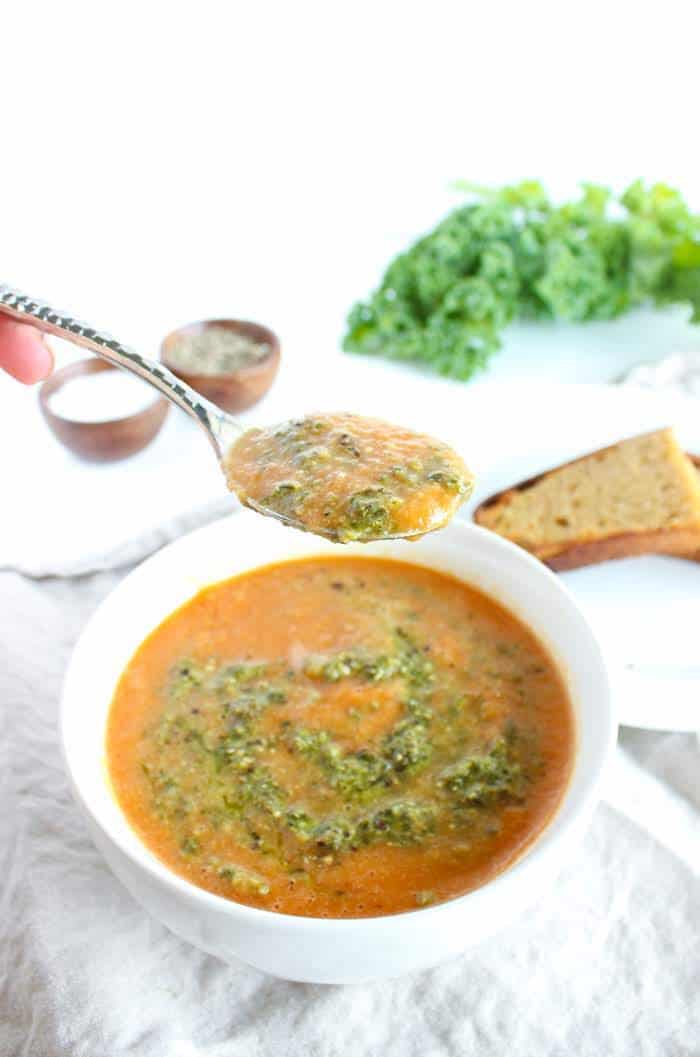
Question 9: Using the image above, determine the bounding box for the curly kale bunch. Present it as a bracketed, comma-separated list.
[343, 181, 700, 381]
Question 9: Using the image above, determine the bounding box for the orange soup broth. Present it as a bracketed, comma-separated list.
[224, 413, 473, 540]
[107, 557, 575, 918]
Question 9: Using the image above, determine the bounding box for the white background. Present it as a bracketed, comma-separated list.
[2, 1, 700, 566]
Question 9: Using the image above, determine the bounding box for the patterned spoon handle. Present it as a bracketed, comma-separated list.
[0, 281, 241, 456]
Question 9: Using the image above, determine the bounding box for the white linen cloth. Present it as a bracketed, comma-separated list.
[2, 505, 699, 1057]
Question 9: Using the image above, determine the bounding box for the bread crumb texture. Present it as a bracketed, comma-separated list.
[476, 429, 700, 561]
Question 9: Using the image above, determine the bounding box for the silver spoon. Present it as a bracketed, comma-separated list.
[0, 281, 241, 460]
[0, 282, 471, 541]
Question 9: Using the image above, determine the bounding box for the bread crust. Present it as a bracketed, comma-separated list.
[687, 454, 700, 563]
[473, 443, 700, 571]
[544, 527, 700, 571]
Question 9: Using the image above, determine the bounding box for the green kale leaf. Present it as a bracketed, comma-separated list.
[344, 180, 700, 380]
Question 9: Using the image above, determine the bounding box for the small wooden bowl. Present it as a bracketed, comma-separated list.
[160, 318, 280, 414]
[39, 359, 170, 463]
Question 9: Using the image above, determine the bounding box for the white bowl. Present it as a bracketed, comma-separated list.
[61, 512, 615, 984]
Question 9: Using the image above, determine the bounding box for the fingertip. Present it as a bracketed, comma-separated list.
[0, 319, 54, 384]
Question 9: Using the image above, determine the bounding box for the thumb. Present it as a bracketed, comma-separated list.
[0, 318, 54, 383]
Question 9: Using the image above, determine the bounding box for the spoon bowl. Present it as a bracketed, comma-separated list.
[242, 496, 441, 542]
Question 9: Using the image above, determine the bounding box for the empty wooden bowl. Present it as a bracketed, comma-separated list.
[160, 318, 281, 414]
[39, 358, 170, 462]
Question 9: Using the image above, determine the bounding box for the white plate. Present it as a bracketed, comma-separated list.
[260, 364, 700, 732]
[447, 381, 700, 734]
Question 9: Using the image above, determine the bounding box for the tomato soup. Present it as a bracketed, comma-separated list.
[224, 413, 473, 541]
[107, 557, 574, 918]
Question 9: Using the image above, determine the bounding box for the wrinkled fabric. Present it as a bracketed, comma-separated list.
[1, 516, 699, 1057]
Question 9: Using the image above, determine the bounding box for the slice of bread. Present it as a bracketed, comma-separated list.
[474, 429, 700, 571]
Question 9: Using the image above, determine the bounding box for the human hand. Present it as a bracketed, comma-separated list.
[0, 317, 53, 383]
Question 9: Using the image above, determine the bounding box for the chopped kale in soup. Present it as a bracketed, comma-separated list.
[223, 413, 473, 541]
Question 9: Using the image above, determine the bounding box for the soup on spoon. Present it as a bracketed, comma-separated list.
[223, 412, 474, 542]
